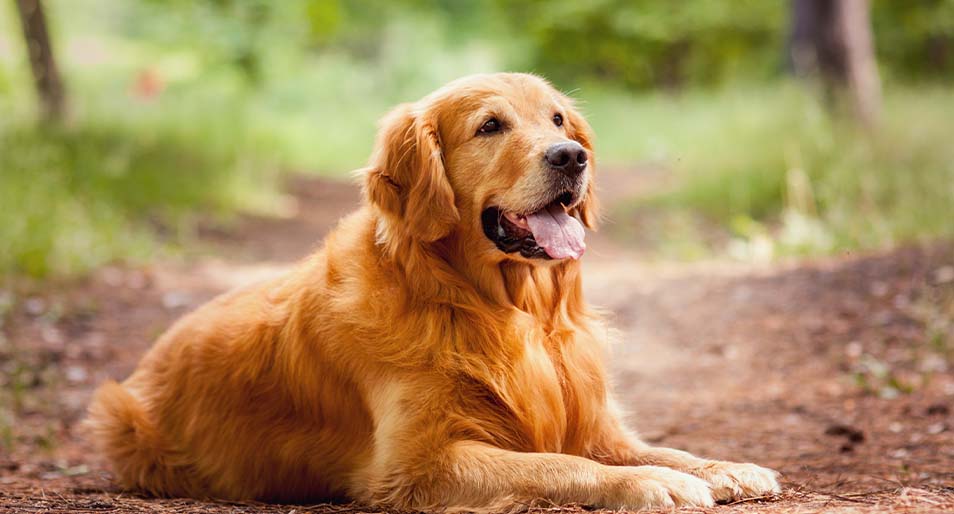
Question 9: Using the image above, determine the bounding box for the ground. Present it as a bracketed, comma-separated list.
[1, 170, 953, 513]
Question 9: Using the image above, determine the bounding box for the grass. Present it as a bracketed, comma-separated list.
[0, 91, 288, 279]
[0, 0, 504, 280]
[2, 0, 953, 280]
[583, 83, 954, 257]
[4, 80, 953, 279]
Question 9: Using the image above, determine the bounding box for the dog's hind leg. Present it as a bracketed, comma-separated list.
[84, 381, 199, 497]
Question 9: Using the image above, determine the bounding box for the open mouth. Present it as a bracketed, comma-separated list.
[481, 191, 586, 260]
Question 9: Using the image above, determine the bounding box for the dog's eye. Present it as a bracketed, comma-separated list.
[553, 113, 564, 127]
[477, 118, 501, 135]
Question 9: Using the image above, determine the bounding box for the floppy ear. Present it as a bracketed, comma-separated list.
[564, 102, 600, 229]
[364, 103, 460, 242]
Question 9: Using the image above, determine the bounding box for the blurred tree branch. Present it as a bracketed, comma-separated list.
[15, 0, 66, 122]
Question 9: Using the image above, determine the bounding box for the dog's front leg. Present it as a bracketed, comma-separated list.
[357, 440, 714, 511]
[590, 411, 781, 502]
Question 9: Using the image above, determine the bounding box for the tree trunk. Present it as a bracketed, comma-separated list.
[15, 0, 66, 122]
[788, 0, 881, 127]
[835, 0, 881, 127]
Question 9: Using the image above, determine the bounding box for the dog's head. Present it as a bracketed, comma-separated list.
[364, 73, 598, 265]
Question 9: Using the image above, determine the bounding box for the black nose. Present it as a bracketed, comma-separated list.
[545, 141, 588, 177]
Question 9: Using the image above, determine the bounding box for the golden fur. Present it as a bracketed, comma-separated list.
[86, 73, 779, 511]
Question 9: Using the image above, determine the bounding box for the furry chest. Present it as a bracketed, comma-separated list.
[462, 335, 599, 455]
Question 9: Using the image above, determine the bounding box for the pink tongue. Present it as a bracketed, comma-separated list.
[525, 204, 586, 260]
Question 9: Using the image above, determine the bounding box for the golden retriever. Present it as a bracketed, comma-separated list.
[86, 73, 780, 511]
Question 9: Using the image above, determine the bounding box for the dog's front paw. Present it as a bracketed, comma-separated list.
[693, 461, 780, 502]
[606, 465, 715, 510]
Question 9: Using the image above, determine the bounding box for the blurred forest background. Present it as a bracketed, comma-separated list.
[2, 0, 954, 279]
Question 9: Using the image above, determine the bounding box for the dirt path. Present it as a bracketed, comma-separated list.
[1, 172, 953, 513]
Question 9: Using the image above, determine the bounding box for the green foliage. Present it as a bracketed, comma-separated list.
[501, 0, 785, 89]
[0, 92, 284, 279]
[31, 0, 510, 171]
[93, 0, 954, 92]
[872, 0, 954, 82]
[602, 83, 954, 256]
[125, 0, 509, 85]
[0, 0, 510, 279]
[3, 0, 954, 280]
[498, 0, 954, 90]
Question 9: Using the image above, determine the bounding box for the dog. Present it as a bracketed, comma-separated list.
[86, 73, 780, 511]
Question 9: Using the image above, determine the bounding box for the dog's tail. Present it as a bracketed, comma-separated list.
[85, 380, 186, 496]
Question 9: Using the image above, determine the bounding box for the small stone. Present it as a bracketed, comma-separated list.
[845, 341, 863, 358]
[65, 366, 88, 384]
[24, 297, 47, 316]
[41, 326, 63, 345]
[162, 291, 191, 310]
[933, 266, 954, 284]
[920, 354, 948, 373]
[889, 448, 909, 459]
